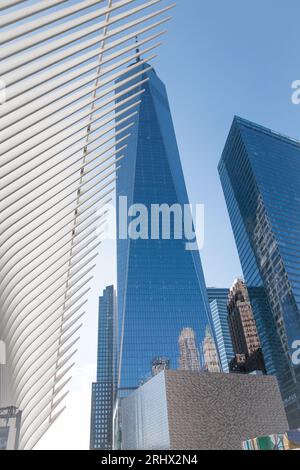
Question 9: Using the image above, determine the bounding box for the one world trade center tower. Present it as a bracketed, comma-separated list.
[115, 60, 215, 395]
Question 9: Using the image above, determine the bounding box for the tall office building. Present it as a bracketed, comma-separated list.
[203, 327, 221, 373]
[178, 328, 201, 372]
[207, 288, 234, 372]
[219, 116, 300, 427]
[227, 279, 266, 374]
[228, 279, 261, 357]
[90, 286, 116, 450]
[115, 63, 212, 394]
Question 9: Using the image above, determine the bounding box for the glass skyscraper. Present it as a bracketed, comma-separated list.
[207, 288, 234, 373]
[115, 62, 212, 395]
[219, 116, 300, 427]
[90, 286, 116, 450]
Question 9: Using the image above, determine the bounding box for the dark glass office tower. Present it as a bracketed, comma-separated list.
[115, 63, 212, 394]
[219, 116, 300, 427]
[90, 286, 116, 450]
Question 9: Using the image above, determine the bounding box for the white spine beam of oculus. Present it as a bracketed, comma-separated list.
[0, 0, 174, 450]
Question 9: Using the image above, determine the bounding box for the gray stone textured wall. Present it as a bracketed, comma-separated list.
[165, 371, 288, 450]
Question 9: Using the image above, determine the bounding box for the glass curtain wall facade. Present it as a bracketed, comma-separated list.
[115, 63, 212, 395]
[120, 371, 170, 450]
[207, 288, 234, 372]
[218, 116, 300, 427]
[90, 286, 116, 450]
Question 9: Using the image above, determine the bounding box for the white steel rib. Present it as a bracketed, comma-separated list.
[0, 0, 174, 449]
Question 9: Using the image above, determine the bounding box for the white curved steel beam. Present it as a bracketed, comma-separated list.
[0, 0, 174, 450]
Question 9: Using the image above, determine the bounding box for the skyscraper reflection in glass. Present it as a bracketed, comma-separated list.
[207, 288, 234, 373]
[115, 63, 212, 395]
[219, 116, 300, 427]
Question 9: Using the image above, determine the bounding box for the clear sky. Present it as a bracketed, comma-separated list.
[37, 0, 300, 449]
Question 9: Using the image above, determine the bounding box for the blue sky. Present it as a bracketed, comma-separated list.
[37, 0, 300, 449]
[161, 0, 300, 288]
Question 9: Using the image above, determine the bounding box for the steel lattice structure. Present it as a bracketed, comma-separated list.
[0, 0, 174, 449]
